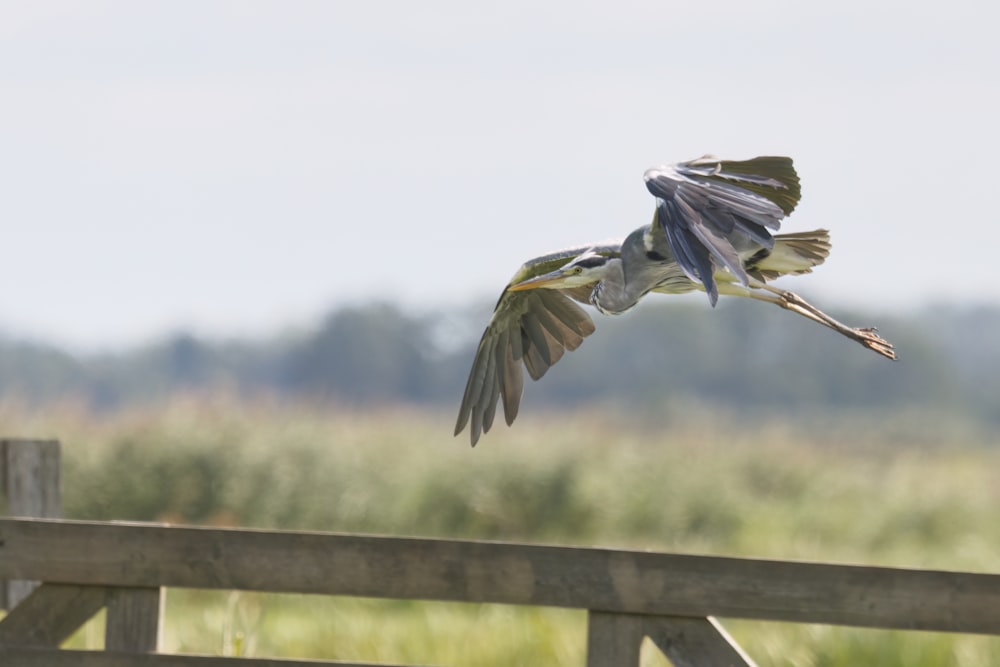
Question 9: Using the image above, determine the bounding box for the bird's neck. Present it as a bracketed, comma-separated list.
[590, 259, 643, 315]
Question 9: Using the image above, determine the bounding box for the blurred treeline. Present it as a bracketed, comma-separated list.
[1, 300, 998, 427]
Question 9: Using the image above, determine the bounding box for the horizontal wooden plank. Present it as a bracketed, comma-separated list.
[1, 519, 999, 634]
[0, 647, 428, 667]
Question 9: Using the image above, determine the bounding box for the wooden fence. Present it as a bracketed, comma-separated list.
[2, 438, 1000, 666]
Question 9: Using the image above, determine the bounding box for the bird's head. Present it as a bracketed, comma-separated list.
[507, 250, 612, 292]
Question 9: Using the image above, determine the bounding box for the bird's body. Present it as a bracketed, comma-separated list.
[455, 155, 896, 446]
[584, 227, 831, 315]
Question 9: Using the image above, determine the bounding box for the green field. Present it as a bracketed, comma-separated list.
[3, 396, 999, 665]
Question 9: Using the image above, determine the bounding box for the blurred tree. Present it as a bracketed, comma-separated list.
[282, 303, 434, 402]
[0, 301, 997, 429]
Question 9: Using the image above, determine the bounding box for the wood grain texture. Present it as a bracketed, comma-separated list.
[0, 583, 106, 646]
[1, 440, 61, 610]
[105, 587, 162, 652]
[1, 518, 999, 634]
[585, 611, 643, 667]
[644, 616, 758, 667]
[0, 646, 430, 667]
[1, 440, 62, 518]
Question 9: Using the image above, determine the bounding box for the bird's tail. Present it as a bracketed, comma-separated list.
[747, 229, 831, 281]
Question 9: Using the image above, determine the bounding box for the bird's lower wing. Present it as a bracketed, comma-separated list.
[455, 289, 595, 446]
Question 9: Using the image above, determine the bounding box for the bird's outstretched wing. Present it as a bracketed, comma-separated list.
[454, 288, 595, 446]
[455, 246, 617, 446]
[643, 155, 801, 305]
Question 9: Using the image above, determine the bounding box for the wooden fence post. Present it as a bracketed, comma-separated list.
[586, 611, 644, 666]
[1, 439, 61, 610]
[105, 587, 163, 652]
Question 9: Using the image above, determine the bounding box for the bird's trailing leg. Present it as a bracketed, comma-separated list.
[722, 280, 897, 360]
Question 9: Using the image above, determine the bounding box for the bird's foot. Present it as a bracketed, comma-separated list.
[852, 327, 897, 361]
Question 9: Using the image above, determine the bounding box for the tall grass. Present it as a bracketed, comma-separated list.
[2, 396, 999, 665]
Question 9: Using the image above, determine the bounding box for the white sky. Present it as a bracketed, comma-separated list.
[2, 1, 998, 349]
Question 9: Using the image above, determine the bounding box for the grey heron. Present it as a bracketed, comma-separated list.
[455, 155, 896, 446]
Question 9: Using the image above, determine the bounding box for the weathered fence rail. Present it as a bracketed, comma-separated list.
[5, 517, 1000, 633]
[2, 439, 1000, 666]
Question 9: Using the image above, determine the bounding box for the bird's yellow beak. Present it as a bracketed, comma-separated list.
[507, 270, 569, 292]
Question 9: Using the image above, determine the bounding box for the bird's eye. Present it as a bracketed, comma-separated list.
[573, 267, 583, 274]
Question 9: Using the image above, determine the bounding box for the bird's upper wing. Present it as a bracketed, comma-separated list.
[455, 246, 617, 446]
[643, 155, 801, 305]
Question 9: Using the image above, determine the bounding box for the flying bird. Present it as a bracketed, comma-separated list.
[455, 155, 896, 446]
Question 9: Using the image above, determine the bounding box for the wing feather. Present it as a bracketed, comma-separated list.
[474, 339, 498, 441]
[644, 155, 802, 305]
[530, 297, 585, 351]
[479, 341, 500, 433]
[455, 285, 597, 446]
[542, 290, 597, 341]
[521, 306, 554, 368]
